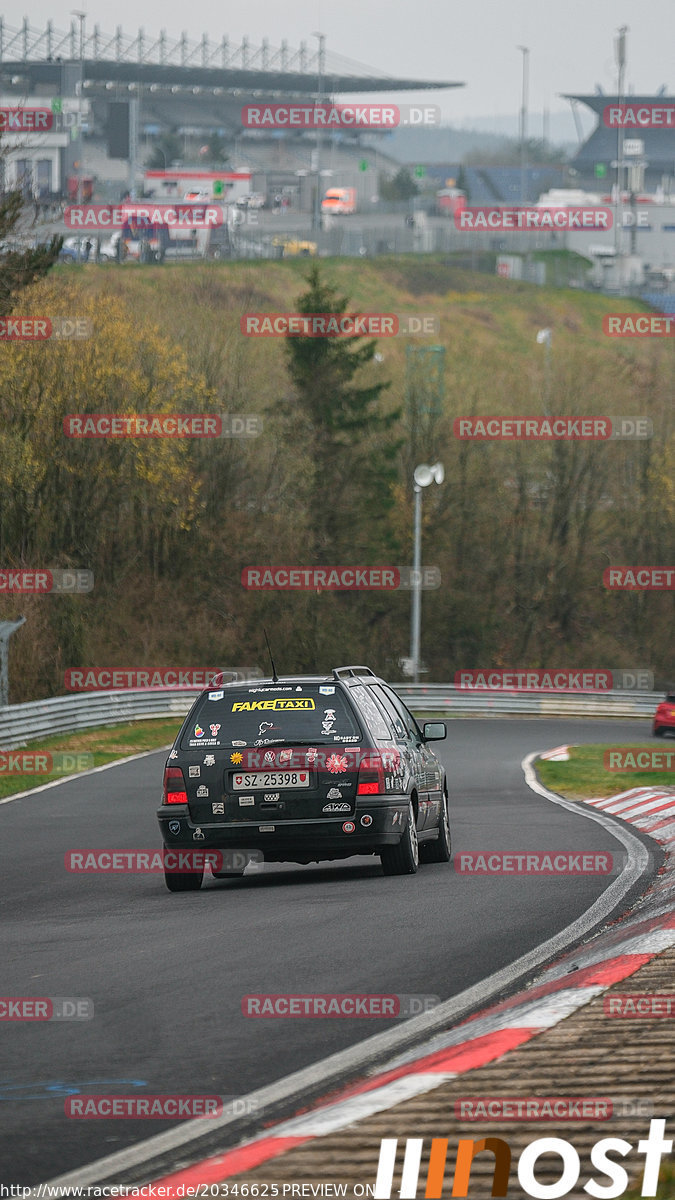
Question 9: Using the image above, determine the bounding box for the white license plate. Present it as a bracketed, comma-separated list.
[232, 771, 310, 790]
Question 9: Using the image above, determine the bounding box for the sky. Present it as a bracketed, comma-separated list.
[8, 0, 675, 131]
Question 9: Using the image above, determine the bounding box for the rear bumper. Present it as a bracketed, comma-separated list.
[157, 797, 410, 862]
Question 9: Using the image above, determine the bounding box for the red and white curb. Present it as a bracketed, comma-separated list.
[36, 773, 674, 1196]
[539, 745, 571, 762]
[138, 786, 675, 1194]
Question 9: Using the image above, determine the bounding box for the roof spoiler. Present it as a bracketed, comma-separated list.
[331, 665, 376, 680]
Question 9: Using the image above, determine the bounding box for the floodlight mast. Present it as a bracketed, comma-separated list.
[0, 616, 26, 707]
[409, 463, 443, 684]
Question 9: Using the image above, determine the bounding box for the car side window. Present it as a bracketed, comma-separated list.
[350, 685, 395, 743]
[371, 685, 407, 740]
[383, 686, 423, 743]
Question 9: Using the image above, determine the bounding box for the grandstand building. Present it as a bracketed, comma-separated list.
[0, 18, 460, 203]
[563, 92, 675, 196]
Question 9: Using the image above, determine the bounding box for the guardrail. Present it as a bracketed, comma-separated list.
[395, 684, 658, 719]
[0, 685, 657, 751]
[0, 689, 197, 751]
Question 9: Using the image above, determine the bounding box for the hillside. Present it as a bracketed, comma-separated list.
[0, 254, 672, 701]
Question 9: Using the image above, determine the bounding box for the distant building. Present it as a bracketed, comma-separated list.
[563, 94, 675, 196]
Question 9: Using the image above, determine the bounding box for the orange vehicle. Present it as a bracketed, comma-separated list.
[321, 187, 356, 215]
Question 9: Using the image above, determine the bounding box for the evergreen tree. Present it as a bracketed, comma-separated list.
[281, 265, 401, 563]
[0, 190, 61, 317]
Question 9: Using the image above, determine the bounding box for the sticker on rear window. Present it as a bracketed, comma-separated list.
[232, 698, 315, 712]
[319, 686, 335, 695]
[208, 690, 224, 701]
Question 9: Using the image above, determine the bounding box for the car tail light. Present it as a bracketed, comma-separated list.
[357, 751, 384, 795]
[163, 765, 188, 805]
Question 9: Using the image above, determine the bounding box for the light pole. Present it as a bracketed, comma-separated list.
[312, 32, 325, 232]
[614, 26, 628, 261]
[410, 462, 444, 684]
[128, 84, 140, 200]
[0, 617, 26, 707]
[518, 46, 529, 205]
[536, 328, 552, 413]
[71, 10, 85, 205]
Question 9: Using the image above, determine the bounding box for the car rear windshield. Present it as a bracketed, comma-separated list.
[180, 684, 362, 750]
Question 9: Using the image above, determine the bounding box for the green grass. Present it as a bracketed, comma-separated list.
[536, 741, 675, 800]
[0, 717, 181, 799]
[625, 1160, 675, 1199]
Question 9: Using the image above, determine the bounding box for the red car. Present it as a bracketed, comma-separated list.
[653, 693, 675, 737]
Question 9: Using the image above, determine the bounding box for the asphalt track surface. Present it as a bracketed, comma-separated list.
[0, 716, 659, 1186]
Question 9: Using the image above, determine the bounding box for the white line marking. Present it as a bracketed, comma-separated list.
[0, 746, 172, 806]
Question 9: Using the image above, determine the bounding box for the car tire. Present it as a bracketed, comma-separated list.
[653, 727, 664, 737]
[164, 867, 203, 892]
[380, 800, 419, 876]
[420, 790, 451, 863]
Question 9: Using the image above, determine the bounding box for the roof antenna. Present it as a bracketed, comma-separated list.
[263, 627, 279, 683]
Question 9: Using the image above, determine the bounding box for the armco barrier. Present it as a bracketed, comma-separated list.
[0, 685, 657, 751]
[0, 689, 197, 751]
[395, 684, 658, 719]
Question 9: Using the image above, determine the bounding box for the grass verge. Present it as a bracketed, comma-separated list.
[535, 742, 675, 800]
[625, 1159, 675, 1198]
[0, 717, 181, 800]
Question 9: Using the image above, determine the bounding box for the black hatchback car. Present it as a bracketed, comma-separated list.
[157, 665, 450, 890]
